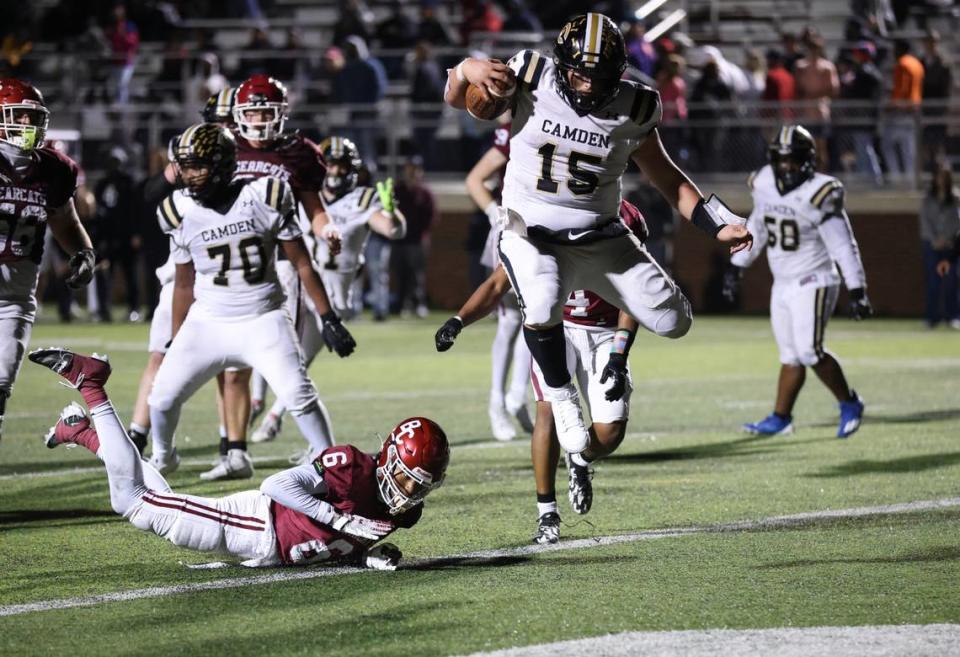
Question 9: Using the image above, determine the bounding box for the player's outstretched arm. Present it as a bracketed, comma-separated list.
[631, 131, 753, 254]
[171, 262, 195, 338]
[435, 266, 512, 352]
[466, 146, 509, 224]
[368, 178, 407, 240]
[444, 57, 514, 109]
[298, 189, 340, 256]
[47, 198, 96, 289]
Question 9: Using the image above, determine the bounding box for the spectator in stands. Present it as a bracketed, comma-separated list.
[239, 27, 275, 79]
[333, 0, 374, 46]
[392, 156, 436, 318]
[502, 0, 542, 33]
[309, 46, 344, 104]
[920, 30, 952, 170]
[460, 0, 503, 45]
[840, 42, 883, 185]
[92, 147, 142, 322]
[625, 20, 657, 80]
[689, 60, 731, 172]
[272, 28, 304, 83]
[0, 26, 33, 78]
[106, 2, 140, 104]
[794, 34, 839, 171]
[739, 48, 769, 170]
[780, 32, 804, 73]
[882, 39, 924, 182]
[333, 36, 387, 168]
[656, 54, 688, 165]
[920, 165, 960, 329]
[185, 53, 229, 121]
[410, 40, 444, 170]
[762, 50, 796, 125]
[376, 0, 418, 78]
[417, 0, 454, 46]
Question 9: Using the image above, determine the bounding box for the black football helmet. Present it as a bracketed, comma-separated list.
[769, 125, 816, 191]
[201, 87, 237, 125]
[172, 123, 237, 204]
[319, 136, 362, 199]
[553, 13, 627, 115]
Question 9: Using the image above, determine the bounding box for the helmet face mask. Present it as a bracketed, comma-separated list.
[0, 79, 49, 152]
[553, 13, 626, 115]
[320, 137, 362, 199]
[769, 125, 816, 191]
[376, 418, 450, 515]
[173, 124, 237, 204]
[234, 75, 289, 141]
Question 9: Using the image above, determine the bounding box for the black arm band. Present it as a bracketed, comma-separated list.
[691, 197, 724, 238]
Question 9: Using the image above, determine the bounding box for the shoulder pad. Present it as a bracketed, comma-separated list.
[357, 187, 377, 211]
[157, 192, 184, 232]
[810, 178, 844, 209]
[626, 84, 660, 128]
[508, 50, 547, 90]
[263, 177, 286, 212]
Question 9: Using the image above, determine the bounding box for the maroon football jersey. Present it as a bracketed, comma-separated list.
[491, 123, 510, 200]
[0, 147, 79, 264]
[563, 200, 648, 328]
[233, 132, 326, 194]
[271, 445, 422, 566]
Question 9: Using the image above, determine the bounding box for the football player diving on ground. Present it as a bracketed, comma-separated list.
[30, 347, 449, 569]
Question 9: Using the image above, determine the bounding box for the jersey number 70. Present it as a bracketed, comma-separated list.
[206, 236, 267, 285]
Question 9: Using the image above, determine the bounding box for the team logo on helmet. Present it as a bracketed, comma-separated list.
[553, 13, 626, 115]
[320, 136, 363, 199]
[375, 417, 450, 515]
[173, 123, 237, 203]
[201, 87, 237, 125]
[0, 78, 49, 151]
[769, 124, 816, 192]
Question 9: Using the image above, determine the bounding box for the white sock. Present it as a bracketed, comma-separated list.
[490, 307, 521, 406]
[506, 329, 531, 407]
[251, 370, 269, 404]
[569, 452, 590, 467]
[537, 501, 558, 518]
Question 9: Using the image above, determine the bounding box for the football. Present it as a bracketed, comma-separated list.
[465, 81, 514, 121]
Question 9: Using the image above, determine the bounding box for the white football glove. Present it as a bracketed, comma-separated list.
[363, 543, 402, 571]
[330, 513, 394, 541]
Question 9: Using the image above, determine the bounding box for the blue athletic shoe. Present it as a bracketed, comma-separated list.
[837, 391, 865, 438]
[742, 413, 794, 436]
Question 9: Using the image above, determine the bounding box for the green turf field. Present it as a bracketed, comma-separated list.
[1, 315, 958, 656]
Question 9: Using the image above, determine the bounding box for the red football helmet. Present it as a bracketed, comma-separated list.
[233, 74, 289, 141]
[0, 78, 49, 151]
[376, 417, 450, 515]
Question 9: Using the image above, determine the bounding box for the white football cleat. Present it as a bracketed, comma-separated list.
[546, 383, 589, 453]
[488, 402, 517, 442]
[252, 413, 282, 443]
[200, 449, 254, 481]
[148, 447, 180, 475]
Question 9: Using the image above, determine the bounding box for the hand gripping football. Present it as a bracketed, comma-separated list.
[466, 80, 514, 121]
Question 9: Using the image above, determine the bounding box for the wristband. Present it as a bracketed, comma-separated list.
[610, 329, 635, 356]
[691, 194, 740, 238]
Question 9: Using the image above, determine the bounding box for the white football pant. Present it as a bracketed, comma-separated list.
[770, 279, 839, 367]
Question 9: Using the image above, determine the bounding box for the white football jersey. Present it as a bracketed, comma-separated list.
[733, 165, 865, 288]
[501, 50, 661, 231]
[315, 186, 382, 273]
[158, 177, 302, 317]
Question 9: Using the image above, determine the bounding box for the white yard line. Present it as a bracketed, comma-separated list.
[1, 497, 958, 618]
[452, 624, 960, 657]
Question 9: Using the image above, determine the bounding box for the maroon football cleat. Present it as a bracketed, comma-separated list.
[44, 402, 100, 454]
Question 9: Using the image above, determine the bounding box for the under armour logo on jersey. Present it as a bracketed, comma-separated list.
[242, 199, 255, 208]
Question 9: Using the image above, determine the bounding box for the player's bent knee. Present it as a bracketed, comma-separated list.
[653, 309, 692, 339]
[287, 395, 321, 416]
[798, 351, 822, 367]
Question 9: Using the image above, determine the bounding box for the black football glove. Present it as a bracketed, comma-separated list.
[848, 288, 874, 321]
[321, 311, 356, 357]
[599, 352, 629, 402]
[722, 265, 742, 305]
[66, 248, 96, 289]
[434, 317, 463, 352]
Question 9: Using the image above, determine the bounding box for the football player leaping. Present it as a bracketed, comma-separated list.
[725, 125, 872, 438]
[144, 124, 355, 475]
[251, 137, 406, 443]
[30, 348, 448, 569]
[437, 200, 646, 544]
[0, 78, 96, 442]
[444, 14, 752, 458]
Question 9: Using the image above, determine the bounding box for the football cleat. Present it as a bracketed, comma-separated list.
[44, 402, 90, 449]
[252, 413, 282, 443]
[148, 447, 181, 475]
[488, 402, 517, 442]
[28, 348, 111, 388]
[837, 391, 865, 439]
[533, 512, 561, 544]
[200, 449, 254, 481]
[287, 447, 315, 466]
[248, 399, 265, 427]
[548, 384, 589, 453]
[565, 454, 593, 515]
[742, 413, 794, 436]
[506, 396, 534, 434]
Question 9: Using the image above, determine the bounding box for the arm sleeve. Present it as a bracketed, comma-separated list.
[259, 463, 339, 525]
[817, 195, 867, 289]
[730, 206, 767, 268]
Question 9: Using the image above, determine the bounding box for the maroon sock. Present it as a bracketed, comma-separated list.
[78, 384, 108, 409]
[72, 426, 102, 455]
